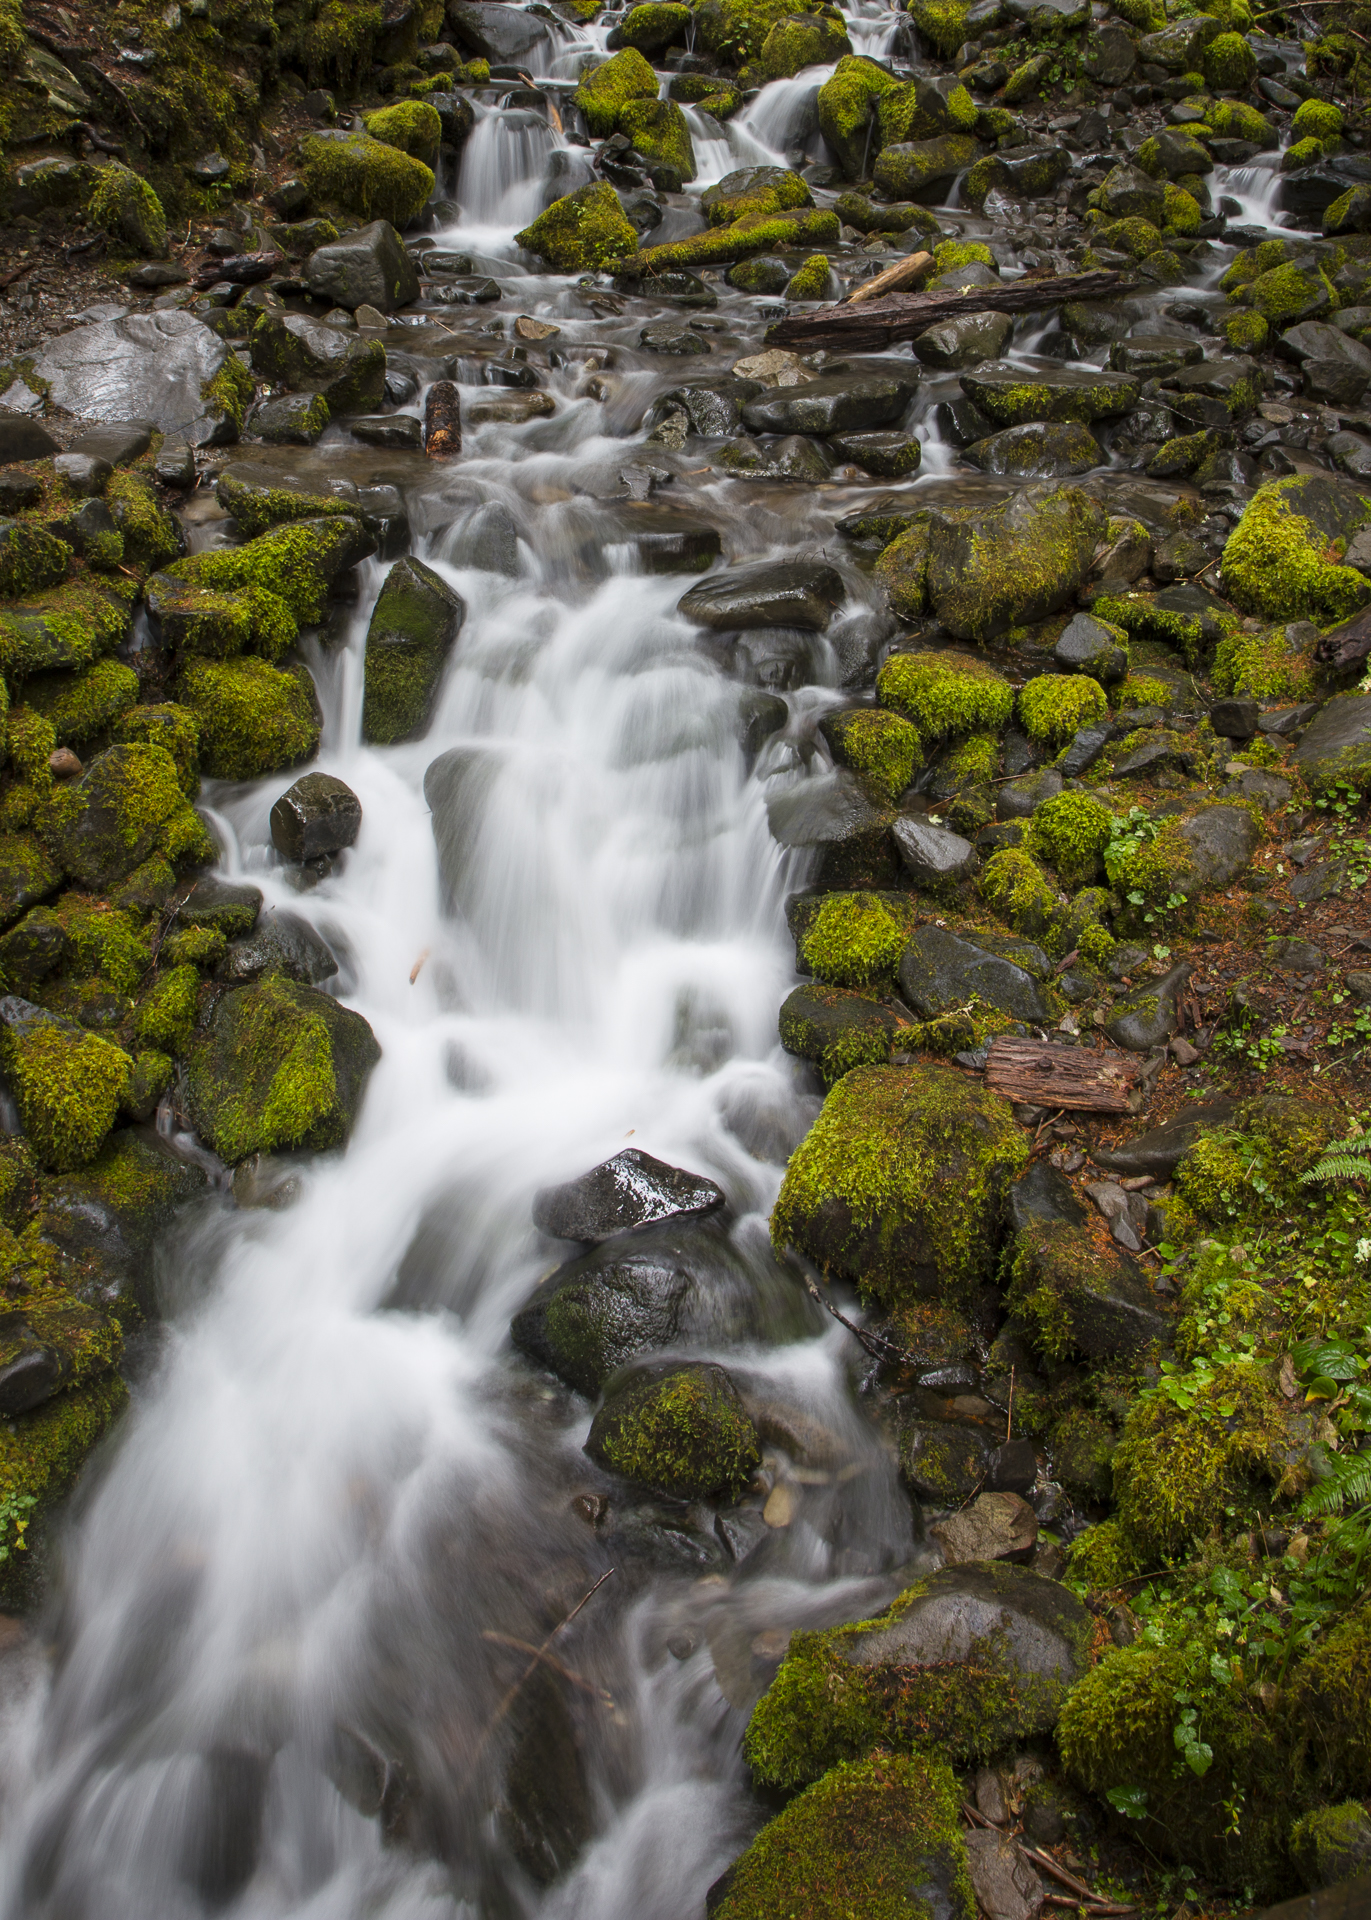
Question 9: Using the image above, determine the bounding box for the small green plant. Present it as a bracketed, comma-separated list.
[0, 1491, 35, 1564]
[1301, 1133, 1371, 1188]
[1312, 781, 1369, 890]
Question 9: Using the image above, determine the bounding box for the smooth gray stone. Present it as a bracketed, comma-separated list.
[1105, 959, 1192, 1051]
[891, 815, 977, 886]
[678, 558, 844, 632]
[532, 1148, 725, 1243]
[26, 312, 240, 445]
[898, 924, 1049, 1022]
[219, 909, 339, 987]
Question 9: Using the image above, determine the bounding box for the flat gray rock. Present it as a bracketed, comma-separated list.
[533, 1147, 725, 1243]
[898, 924, 1048, 1023]
[27, 312, 239, 445]
[891, 816, 976, 887]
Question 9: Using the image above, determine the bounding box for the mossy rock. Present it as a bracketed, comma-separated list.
[185, 969, 380, 1163]
[873, 133, 982, 202]
[1008, 1216, 1168, 1362]
[976, 847, 1064, 946]
[755, 9, 852, 80]
[0, 1136, 38, 1232]
[878, 78, 978, 149]
[1288, 1803, 1371, 1891]
[299, 130, 434, 228]
[1019, 672, 1109, 747]
[0, 830, 61, 930]
[710, 1752, 973, 1920]
[0, 1370, 128, 1611]
[215, 468, 358, 540]
[0, 997, 132, 1172]
[770, 1061, 1026, 1312]
[0, 576, 133, 679]
[906, 0, 970, 59]
[615, 2, 692, 53]
[923, 485, 1108, 645]
[105, 470, 181, 575]
[875, 648, 1013, 742]
[515, 181, 639, 272]
[571, 46, 659, 137]
[179, 656, 321, 781]
[778, 981, 913, 1084]
[584, 1359, 759, 1499]
[1027, 789, 1112, 886]
[1058, 1631, 1289, 1895]
[40, 1127, 210, 1325]
[362, 555, 466, 744]
[88, 162, 167, 256]
[1212, 622, 1318, 704]
[1221, 474, 1371, 624]
[24, 659, 140, 747]
[745, 1561, 1096, 1790]
[692, 0, 800, 62]
[701, 164, 813, 226]
[796, 889, 916, 987]
[166, 515, 372, 628]
[114, 703, 200, 799]
[817, 54, 901, 177]
[1049, 1407, 1116, 1501]
[0, 517, 69, 600]
[783, 251, 831, 300]
[819, 705, 923, 801]
[362, 98, 442, 164]
[624, 205, 839, 274]
[617, 96, 697, 190]
[36, 742, 208, 893]
[1286, 1601, 1371, 1805]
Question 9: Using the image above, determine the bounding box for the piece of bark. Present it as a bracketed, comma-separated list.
[984, 1036, 1139, 1112]
[844, 250, 932, 306]
[764, 269, 1135, 352]
[424, 380, 462, 459]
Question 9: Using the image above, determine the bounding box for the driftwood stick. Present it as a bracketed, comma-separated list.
[765, 269, 1136, 351]
[844, 250, 933, 305]
[460, 1570, 614, 1787]
[479, 1631, 615, 1706]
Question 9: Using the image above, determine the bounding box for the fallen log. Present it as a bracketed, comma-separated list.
[844, 250, 932, 305]
[764, 269, 1136, 353]
[983, 1035, 1139, 1113]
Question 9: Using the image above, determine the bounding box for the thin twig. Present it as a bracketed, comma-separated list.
[798, 1269, 926, 1368]
[460, 1570, 615, 1788]
[479, 1630, 615, 1706]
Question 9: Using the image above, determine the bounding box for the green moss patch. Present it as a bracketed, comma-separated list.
[585, 1359, 759, 1499]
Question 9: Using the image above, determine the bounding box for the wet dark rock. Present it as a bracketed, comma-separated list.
[1296, 694, 1371, 795]
[248, 311, 385, 415]
[999, 768, 1062, 821]
[891, 816, 977, 889]
[912, 311, 1013, 370]
[1105, 959, 1192, 1051]
[678, 559, 844, 632]
[500, 1667, 593, 1886]
[1011, 1214, 1167, 1357]
[348, 414, 422, 449]
[1054, 612, 1128, 683]
[447, 500, 520, 576]
[23, 313, 243, 445]
[41, 1130, 209, 1324]
[1092, 1098, 1239, 1176]
[779, 983, 911, 1083]
[1083, 24, 1137, 83]
[961, 363, 1140, 425]
[248, 393, 330, 445]
[1009, 1158, 1085, 1234]
[269, 772, 362, 865]
[219, 909, 339, 988]
[898, 925, 1049, 1023]
[766, 772, 900, 889]
[640, 322, 710, 354]
[651, 374, 763, 438]
[712, 435, 834, 482]
[1174, 804, 1262, 892]
[741, 370, 918, 437]
[363, 556, 466, 745]
[585, 1359, 760, 1500]
[967, 422, 1102, 478]
[533, 1147, 725, 1244]
[449, 0, 552, 62]
[0, 414, 60, 462]
[900, 1417, 992, 1504]
[830, 428, 922, 477]
[1211, 696, 1260, 740]
[177, 876, 263, 938]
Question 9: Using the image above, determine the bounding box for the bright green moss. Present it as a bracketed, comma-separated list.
[1092, 215, 1163, 259]
[800, 891, 909, 987]
[755, 9, 851, 79]
[1202, 29, 1257, 89]
[1212, 624, 1318, 703]
[906, 0, 969, 58]
[0, 519, 68, 599]
[0, 577, 132, 679]
[162, 923, 226, 969]
[105, 470, 181, 574]
[702, 166, 813, 226]
[876, 649, 1014, 742]
[872, 521, 932, 621]
[1028, 790, 1112, 886]
[1058, 1633, 1289, 1893]
[625, 205, 839, 274]
[1283, 134, 1326, 170]
[24, 660, 139, 746]
[0, 1372, 128, 1610]
[1092, 591, 1213, 667]
[167, 517, 360, 627]
[779, 982, 912, 1084]
[1163, 182, 1203, 234]
[1209, 98, 1272, 138]
[770, 1062, 1027, 1311]
[88, 163, 167, 256]
[5, 705, 55, 790]
[0, 1014, 132, 1172]
[215, 473, 354, 540]
[977, 847, 1062, 946]
[945, 728, 998, 791]
[617, 96, 697, 187]
[114, 703, 200, 799]
[586, 1362, 759, 1499]
[132, 964, 199, 1055]
[784, 251, 831, 300]
[1103, 810, 1189, 913]
[822, 707, 923, 801]
[299, 131, 434, 229]
[515, 181, 639, 271]
[1225, 307, 1269, 351]
[1019, 674, 1108, 747]
[178, 657, 320, 781]
[1239, 263, 1331, 325]
[1065, 1517, 1140, 1589]
[713, 1753, 973, 1920]
[693, 0, 797, 61]
[1293, 95, 1344, 142]
[47, 895, 150, 995]
[572, 46, 658, 137]
[617, 1, 691, 53]
[1114, 672, 1176, 711]
[362, 99, 442, 162]
[1223, 477, 1371, 624]
[817, 54, 900, 177]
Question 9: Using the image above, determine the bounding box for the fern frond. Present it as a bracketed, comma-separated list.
[1300, 1136, 1371, 1185]
[1302, 1451, 1371, 1519]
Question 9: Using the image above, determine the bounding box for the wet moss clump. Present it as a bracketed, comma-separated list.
[0, 519, 69, 600]
[711, 1752, 974, 1920]
[1007, 1216, 1161, 1361]
[0, 577, 133, 679]
[105, 471, 181, 575]
[0, 1371, 128, 1611]
[619, 97, 697, 188]
[167, 516, 364, 628]
[185, 970, 380, 1162]
[876, 649, 1014, 742]
[1286, 1601, 1371, 1803]
[784, 251, 832, 300]
[1028, 790, 1112, 886]
[515, 181, 639, 272]
[799, 891, 910, 987]
[1019, 674, 1109, 748]
[977, 847, 1062, 945]
[1212, 623, 1319, 704]
[362, 99, 442, 163]
[113, 703, 200, 799]
[821, 706, 923, 801]
[1292, 96, 1344, 142]
[87, 163, 167, 255]
[215, 471, 356, 540]
[24, 660, 140, 746]
[906, 0, 969, 58]
[1223, 477, 1371, 624]
[816, 54, 900, 176]
[780, 982, 913, 1084]
[299, 131, 434, 228]
[571, 46, 659, 137]
[0, 1007, 132, 1172]
[585, 1361, 759, 1499]
[179, 657, 321, 781]
[623, 205, 840, 274]
[771, 1062, 1026, 1311]
[132, 964, 200, 1056]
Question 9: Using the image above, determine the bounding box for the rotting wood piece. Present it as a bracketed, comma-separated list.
[764, 270, 1136, 352]
[424, 379, 462, 459]
[983, 1036, 1140, 1112]
[844, 250, 932, 306]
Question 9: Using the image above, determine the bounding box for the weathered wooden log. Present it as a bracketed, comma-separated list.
[764, 269, 1137, 353]
[424, 380, 462, 459]
[844, 250, 932, 306]
[983, 1035, 1139, 1113]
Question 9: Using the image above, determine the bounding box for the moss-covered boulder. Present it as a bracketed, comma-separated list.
[1009, 1215, 1168, 1361]
[746, 1562, 1096, 1789]
[1058, 1631, 1288, 1894]
[873, 133, 981, 202]
[0, 831, 62, 929]
[875, 649, 1014, 742]
[515, 182, 639, 272]
[179, 656, 321, 781]
[817, 54, 901, 177]
[247, 310, 387, 415]
[0, 1370, 127, 1611]
[692, 0, 798, 61]
[710, 1752, 973, 1920]
[1018, 673, 1109, 748]
[0, 577, 133, 678]
[571, 46, 659, 137]
[615, 1, 692, 52]
[702, 165, 813, 226]
[921, 483, 1107, 643]
[779, 982, 913, 1084]
[1289, 1804, 1371, 1891]
[185, 970, 380, 1163]
[618, 96, 697, 190]
[362, 556, 466, 745]
[0, 518, 69, 600]
[755, 9, 852, 79]
[819, 705, 923, 801]
[41, 1129, 208, 1324]
[584, 1359, 760, 1499]
[25, 659, 139, 747]
[1221, 474, 1371, 623]
[624, 204, 840, 273]
[878, 76, 979, 148]
[906, 0, 970, 58]
[1296, 693, 1371, 797]
[362, 98, 443, 164]
[87, 162, 167, 256]
[0, 997, 132, 1171]
[299, 130, 434, 229]
[1286, 1600, 1371, 1805]
[38, 743, 210, 892]
[770, 1062, 1027, 1311]
[167, 516, 373, 628]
